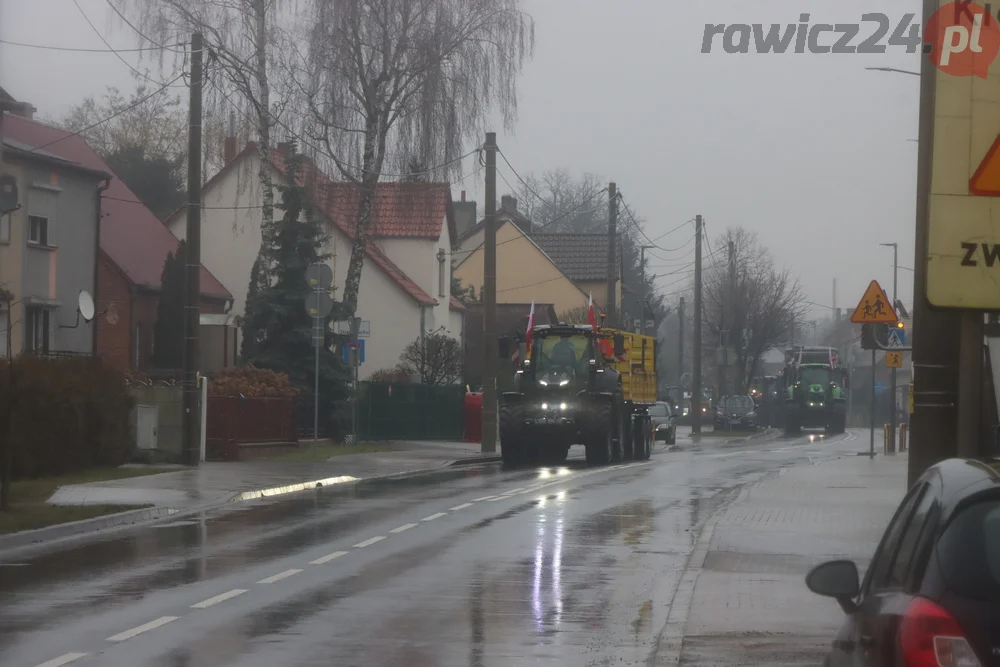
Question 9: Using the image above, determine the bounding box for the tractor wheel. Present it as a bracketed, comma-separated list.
[623, 415, 636, 461]
[499, 404, 525, 467]
[634, 417, 652, 460]
[585, 402, 614, 465]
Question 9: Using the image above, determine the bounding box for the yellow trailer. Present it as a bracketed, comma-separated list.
[597, 327, 658, 405]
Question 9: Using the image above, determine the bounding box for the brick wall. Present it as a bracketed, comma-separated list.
[97, 253, 229, 372]
[96, 254, 133, 371]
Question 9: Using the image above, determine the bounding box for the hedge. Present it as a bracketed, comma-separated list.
[0, 356, 134, 479]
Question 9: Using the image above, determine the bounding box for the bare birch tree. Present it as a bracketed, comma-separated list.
[300, 0, 535, 316]
[112, 0, 285, 287]
[702, 227, 806, 393]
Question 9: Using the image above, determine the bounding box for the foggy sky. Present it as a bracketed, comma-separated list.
[0, 0, 923, 321]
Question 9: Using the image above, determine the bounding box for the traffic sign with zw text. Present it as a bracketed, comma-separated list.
[886, 351, 903, 368]
[850, 280, 898, 324]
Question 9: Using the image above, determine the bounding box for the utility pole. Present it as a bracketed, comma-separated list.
[910, 0, 961, 485]
[481, 132, 498, 454]
[640, 245, 654, 336]
[881, 242, 899, 454]
[727, 240, 736, 397]
[677, 296, 685, 387]
[181, 32, 203, 467]
[692, 215, 703, 437]
[606, 183, 618, 327]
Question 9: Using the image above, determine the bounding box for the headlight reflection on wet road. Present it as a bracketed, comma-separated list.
[533, 491, 566, 633]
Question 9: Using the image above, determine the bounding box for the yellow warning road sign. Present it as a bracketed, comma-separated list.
[850, 280, 898, 324]
[886, 351, 903, 368]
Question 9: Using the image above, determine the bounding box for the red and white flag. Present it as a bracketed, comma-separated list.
[587, 293, 598, 332]
[524, 300, 535, 353]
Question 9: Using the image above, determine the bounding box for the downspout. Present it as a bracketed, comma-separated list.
[93, 177, 111, 358]
[129, 285, 137, 371]
[420, 305, 427, 383]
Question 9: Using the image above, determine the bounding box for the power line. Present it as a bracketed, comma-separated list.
[497, 275, 565, 294]
[205, 77, 480, 180]
[100, 193, 264, 210]
[103, 0, 186, 54]
[27, 71, 187, 155]
[72, 0, 184, 88]
[650, 218, 695, 243]
[0, 38, 184, 53]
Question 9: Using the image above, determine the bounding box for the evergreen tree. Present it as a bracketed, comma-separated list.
[152, 240, 186, 369]
[240, 147, 350, 435]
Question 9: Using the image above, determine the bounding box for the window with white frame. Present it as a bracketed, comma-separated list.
[24, 306, 50, 354]
[28, 215, 48, 246]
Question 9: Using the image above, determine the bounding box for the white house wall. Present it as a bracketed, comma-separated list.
[167, 153, 423, 375]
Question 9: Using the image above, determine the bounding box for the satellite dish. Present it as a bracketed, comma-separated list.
[78, 290, 96, 322]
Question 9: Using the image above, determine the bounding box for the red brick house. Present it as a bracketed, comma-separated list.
[2, 113, 232, 372]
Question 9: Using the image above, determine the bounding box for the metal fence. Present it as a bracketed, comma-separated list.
[358, 382, 465, 441]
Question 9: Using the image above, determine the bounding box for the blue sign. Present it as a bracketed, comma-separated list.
[342, 340, 366, 364]
[888, 329, 906, 347]
[874, 381, 887, 393]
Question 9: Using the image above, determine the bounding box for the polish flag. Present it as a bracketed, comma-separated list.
[525, 300, 535, 353]
[587, 293, 598, 332]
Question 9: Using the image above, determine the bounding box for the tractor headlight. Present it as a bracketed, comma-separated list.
[559, 379, 569, 387]
[560, 402, 568, 411]
[541, 403, 548, 410]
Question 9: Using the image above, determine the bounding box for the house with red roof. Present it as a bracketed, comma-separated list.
[164, 141, 466, 377]
[1, 89, 233, 371]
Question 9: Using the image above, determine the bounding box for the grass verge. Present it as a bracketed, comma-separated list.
[0, 504, 154, 535]
[10, 467, 177, 505]
[258, 443, 389, 463]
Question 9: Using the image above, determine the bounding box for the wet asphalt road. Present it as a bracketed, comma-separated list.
[0, 431, 862, 667]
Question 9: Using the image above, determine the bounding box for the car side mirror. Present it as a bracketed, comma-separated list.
[805, 560, 860, 615]
[613, 334, 625, 358]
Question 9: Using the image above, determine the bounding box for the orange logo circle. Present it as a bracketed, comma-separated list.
[926, 1, 1000, 78]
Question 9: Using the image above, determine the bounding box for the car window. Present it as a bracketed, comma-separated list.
[863, 484, 927, 595]
[935, 498, 1000, 601]
[887, 490, 937, 589]
[649, 404, 668, 417]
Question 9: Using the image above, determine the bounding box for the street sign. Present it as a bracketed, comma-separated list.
[342, 340, 365, 365]
[874, 381, 887, 393]
[926, 0, 1000, 308]
[887, 328, 905, 348]
[886, 351, 903, 368]
[335, 319, 371, 337]
[850, 280, 898, 324]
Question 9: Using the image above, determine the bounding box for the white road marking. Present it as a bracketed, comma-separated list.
[310, 550, 348, 564]
[353, 536, 386, 548]
[501, 487, 525, 495]
[191, 589, 248, 609]
[389, 523, 417, 534]
[422, 512, 447, 521]
[449, 502, 473, 510]
[35, 654, 88, 667]
[107, 616, 178, 642]
[257, 568, 302, 584]
[486, 496, 507, 501]
[472, 495, 496, 502]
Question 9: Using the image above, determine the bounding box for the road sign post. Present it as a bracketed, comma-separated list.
[852, 279, 898, 458]
[305, 263, 333, 441]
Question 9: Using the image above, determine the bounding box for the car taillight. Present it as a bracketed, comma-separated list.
[899, 597, 982, 667]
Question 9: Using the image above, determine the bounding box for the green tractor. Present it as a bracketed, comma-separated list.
[782, 361, 847, 436]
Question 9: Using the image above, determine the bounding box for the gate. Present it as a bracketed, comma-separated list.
[358, 382, 465, 441]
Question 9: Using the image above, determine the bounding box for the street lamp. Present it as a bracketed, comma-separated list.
[881, 242, 900, 451]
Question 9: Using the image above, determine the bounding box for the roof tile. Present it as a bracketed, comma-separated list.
[531, 233, 621, 282]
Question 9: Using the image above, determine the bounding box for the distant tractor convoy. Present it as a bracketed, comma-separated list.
[774, 346, 848, 436]
[498, 318, 657, 467]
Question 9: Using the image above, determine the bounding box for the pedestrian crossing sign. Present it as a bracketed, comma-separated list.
[850, 280, 898, 324]
[887, 329, 904, 348]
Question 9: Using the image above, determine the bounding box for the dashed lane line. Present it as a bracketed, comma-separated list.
[34, 654, 88, 667]
[106, 616, 178, 642]
[39, 458, 653, 665]
[389, 523, 417, 534]
[191, 589, 248, 609]
[353, 536, 386, 548]
[257, 568, 302, 584]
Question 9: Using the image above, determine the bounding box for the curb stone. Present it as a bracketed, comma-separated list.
[0, 455, 505, 557]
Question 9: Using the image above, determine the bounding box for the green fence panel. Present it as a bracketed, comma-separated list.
[358, 382, 466, 441]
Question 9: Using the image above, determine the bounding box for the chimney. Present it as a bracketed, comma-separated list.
[223, 110, 237, 164]
[501, 194, 517, 213]
[461, 190, 466, 202]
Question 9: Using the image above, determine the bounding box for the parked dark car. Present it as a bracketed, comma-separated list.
[806, 458, 1000, 667]
[713, 395, 758, 430]
[649, 401, 677, 444]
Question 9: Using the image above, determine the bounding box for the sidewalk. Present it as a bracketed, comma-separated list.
[1, 441, 499, 553]
[676, 451, 909, 665]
